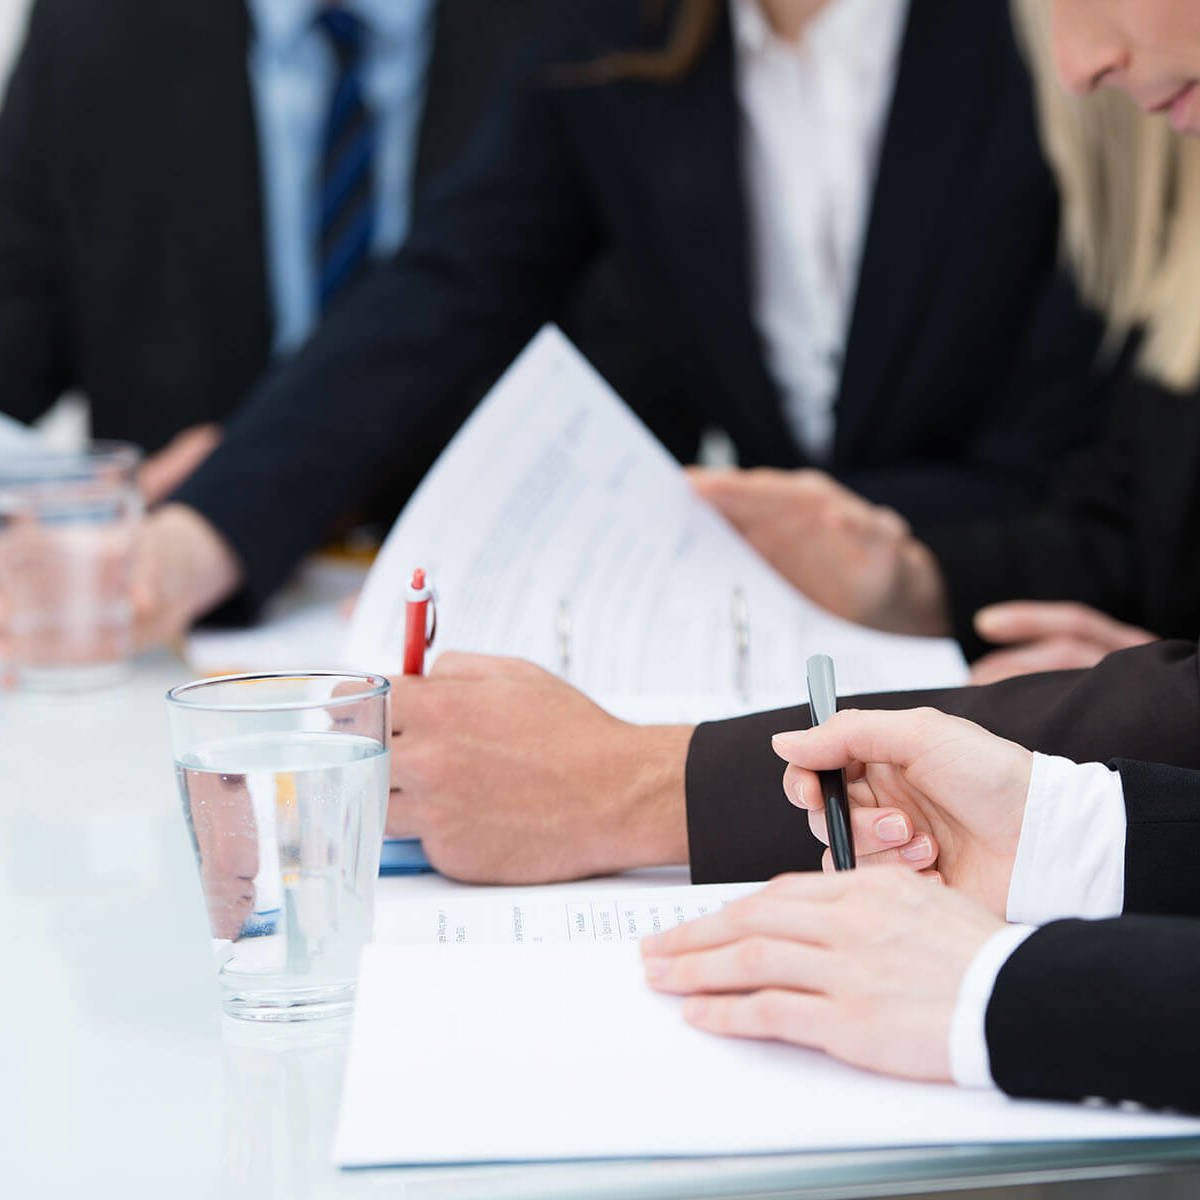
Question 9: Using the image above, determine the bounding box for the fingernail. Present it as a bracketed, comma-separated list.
[643, 957, 669, 982]
[641, 934, 663, 954]
[901, 835, 932, 862]
[874, 814, 909, 843]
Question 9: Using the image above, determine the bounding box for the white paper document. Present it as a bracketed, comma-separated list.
[374, 882, 758, 946]
[334, 936, 1200, 1168]
[345, 326, 966, 715]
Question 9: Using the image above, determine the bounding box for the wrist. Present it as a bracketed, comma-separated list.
[598, 723, 693, 873]
[153, 503, 244, 625]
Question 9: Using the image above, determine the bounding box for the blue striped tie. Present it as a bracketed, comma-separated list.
[315, 8, 376, 311]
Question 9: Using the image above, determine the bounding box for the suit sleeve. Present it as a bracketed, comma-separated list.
[686, 639, 1200, 883]
[922, 377, 1200, 661]
[0, 0, 72, 422]
[986, 916, 1200, 1113]
[173, 23, 600, 613]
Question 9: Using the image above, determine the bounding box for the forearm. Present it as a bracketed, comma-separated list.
[685, 640, 1200, 883]
[987, 917, 1200, 1113]
[1113, 759, 1200, 917]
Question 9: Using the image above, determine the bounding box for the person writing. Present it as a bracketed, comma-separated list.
[637, 0, 1200, 1114]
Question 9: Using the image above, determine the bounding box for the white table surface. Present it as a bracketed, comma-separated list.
[3, 653, 1200, 1200]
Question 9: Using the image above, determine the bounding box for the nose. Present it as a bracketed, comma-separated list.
[1051, 0, 1128, 95]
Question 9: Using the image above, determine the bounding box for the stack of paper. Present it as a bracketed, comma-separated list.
[334, 884, 1200, 1167]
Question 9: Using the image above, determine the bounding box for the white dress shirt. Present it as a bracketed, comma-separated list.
[733, 0, 909, 462]
[949, 753, 1129, 1089]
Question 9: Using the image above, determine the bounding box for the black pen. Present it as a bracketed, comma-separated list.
[805, 654, 856, 871]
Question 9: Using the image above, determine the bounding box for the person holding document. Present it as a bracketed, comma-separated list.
[685, 0, 1200, 683]
[130, 0, 1108, 641]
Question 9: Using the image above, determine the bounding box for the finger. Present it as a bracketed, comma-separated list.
[771, 707, 968, 774]
[808, 802, 916, 855]
[429, 651, 536, 681]
[641, 885, 843, 958]
[968, 637, 1115, 686]
[644, 935, 833, 996]
[384, 792, 419, 840]
[974, 601, 1155, 650]
[825, 833, 936, 873]
[681, 989, 835, 1052]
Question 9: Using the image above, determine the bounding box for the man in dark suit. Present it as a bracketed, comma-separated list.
[138, 0, 1109, 633]
[0, 0, 688, 498]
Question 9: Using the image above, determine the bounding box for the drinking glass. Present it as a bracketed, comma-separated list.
[167, 672, 391, 1021]
[0, 440, 142, 690]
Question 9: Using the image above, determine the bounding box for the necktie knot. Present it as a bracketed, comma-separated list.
[316, 8, 367, 68]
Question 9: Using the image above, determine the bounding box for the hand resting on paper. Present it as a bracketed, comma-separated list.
[689, 467, 951, 636]
[969, 601, 1159, 685]
[774, 707, 1033, 916]
[384, 652, 938, 884]
[641, 868, 1003, 1082]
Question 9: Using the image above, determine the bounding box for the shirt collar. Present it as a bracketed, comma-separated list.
[247, 0, 436, 52]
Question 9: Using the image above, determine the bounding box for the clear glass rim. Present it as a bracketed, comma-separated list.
[0, 438, 142, 479]
[166, 671, 390, 713]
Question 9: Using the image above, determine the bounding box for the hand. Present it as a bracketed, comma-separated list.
[773, 707, 1033, 916]
[642, 869, 1004, 1082]
[970, 601, 1159, 685]
[387, 653, 693, 883]
[130, 503, 244, 647]
[137, 424, 223, 507]
[689, 467, 950, 635]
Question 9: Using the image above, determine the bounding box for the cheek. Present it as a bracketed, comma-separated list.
[1123, 0, 1200, 69]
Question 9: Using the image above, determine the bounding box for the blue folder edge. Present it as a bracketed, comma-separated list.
[379, 836, 433, 875]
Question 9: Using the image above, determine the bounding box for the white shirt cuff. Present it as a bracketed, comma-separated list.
[1006, 753, 1126, 926]
[949, 923, 1036, 1089]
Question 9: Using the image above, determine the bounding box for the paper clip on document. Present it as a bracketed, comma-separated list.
[554, 588, 750, 700]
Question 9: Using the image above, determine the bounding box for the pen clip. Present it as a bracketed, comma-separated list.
[425, 592, 437, 649]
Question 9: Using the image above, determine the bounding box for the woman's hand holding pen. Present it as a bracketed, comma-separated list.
[774, 708, 1033, 917]
[641, 869, 1004, 1083]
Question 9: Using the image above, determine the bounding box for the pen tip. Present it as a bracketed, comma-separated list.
[411, 568, 425, 589]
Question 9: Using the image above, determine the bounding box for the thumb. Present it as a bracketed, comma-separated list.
[771, 706, 961, 773]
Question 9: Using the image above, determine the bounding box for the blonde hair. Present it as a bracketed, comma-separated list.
[1013, 0, 1200, 390]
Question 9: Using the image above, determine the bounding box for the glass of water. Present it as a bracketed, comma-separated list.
[0, 441, 142, 690]
[166, 672, 391, 1021]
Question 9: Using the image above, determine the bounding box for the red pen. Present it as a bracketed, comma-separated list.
[403, 568, 436, 676]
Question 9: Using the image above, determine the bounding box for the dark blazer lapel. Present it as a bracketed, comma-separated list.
[634, 5, 799, 467]
[150, 1, 271, 368]
[833, 0, 998, 466]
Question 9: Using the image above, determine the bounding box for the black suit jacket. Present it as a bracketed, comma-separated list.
[987, 757, 1200, 1114]
[0, 0, 689, 459]
[174, 0, 1108, 613]
[687, 645, 1200, 1112]
[925, 375, 1200, 659]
